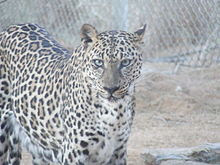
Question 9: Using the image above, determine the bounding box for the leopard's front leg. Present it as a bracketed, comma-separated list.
[107, 144, 127, 165]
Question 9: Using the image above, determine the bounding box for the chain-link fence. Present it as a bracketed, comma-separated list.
[0, 0, 219, 69]
[143, 0, 220, 69]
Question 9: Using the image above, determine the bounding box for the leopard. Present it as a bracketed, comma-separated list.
[0, 23, 146, 165]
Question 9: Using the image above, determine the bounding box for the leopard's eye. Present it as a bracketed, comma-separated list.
[92, 59, 104, 67]
[121, 59, 132, 67]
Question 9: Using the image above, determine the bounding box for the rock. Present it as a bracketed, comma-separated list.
[141, 143, 220, 165]
[160, 160, 213, 165]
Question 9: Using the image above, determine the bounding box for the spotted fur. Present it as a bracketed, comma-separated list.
[0, 23, 145, 165]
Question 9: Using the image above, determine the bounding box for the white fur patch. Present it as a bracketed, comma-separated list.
[9, 115, 62, 164]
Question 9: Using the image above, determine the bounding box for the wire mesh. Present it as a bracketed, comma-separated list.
[143, 0, 220, 69]
[0, 0, 219, 69]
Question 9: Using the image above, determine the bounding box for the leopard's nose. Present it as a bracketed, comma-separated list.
[103, 86, 120, 95]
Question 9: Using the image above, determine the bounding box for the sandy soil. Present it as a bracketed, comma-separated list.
[21, 63, 220, 164]
[128, 63, 220, 164]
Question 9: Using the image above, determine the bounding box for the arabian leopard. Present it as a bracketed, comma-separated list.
[0, 23, 146, 165]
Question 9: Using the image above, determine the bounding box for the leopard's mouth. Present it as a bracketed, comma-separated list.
[98, 91, 127, 102]
[95, 84, 130, 102]
[106, 95, 120, 102]
[98, 93, 118, 102]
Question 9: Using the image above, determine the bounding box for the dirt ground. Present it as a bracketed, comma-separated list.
[21, 62, 220, 164]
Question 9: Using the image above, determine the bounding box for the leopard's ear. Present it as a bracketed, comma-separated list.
[133, 24, 146, 43]
[80, 24, 98, 45]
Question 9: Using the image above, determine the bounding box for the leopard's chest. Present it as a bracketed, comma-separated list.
[84, 103, 133, 164]
[86, 122, 131, 164]
[86, 133, 119, 164]
[66, 95, 134, 164]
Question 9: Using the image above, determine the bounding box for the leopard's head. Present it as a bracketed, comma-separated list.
[80, 24, 146, 102]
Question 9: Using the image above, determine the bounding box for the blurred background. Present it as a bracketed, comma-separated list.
[0, 0, 219, 68]
[1, 0, 220, 164]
